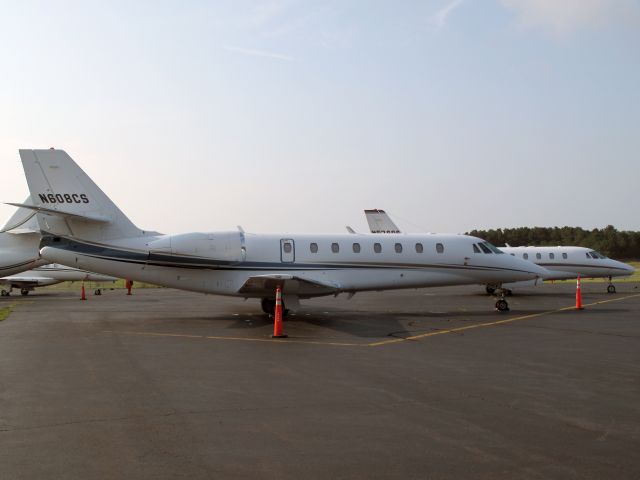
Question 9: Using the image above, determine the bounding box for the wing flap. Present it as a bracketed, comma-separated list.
[238, 274, 340, 296]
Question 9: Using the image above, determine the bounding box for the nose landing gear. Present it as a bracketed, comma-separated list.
[491, 286, 510, 312]
[607, 276, 616, 294]
[495, 297, 510, 312]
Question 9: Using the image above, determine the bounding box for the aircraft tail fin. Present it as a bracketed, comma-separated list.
[364, 209, 401, 234]
[19, 149, 144, 241]
[0, 196, 39, 234]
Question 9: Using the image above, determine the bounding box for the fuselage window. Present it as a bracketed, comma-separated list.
[562, 253, 568, 259]
[415, 243, 424, 253]
[536, 253, 542, 260]
[395, 243, 403, 253]
[549, 253, 555, 260]
[473, 244, 481, 254]
[523, 253, 529, 260]
[310, 242, 318, 253]
[436, 243, 444, 254]
[374, 243, 382, 253]
[510, 253, 515, 256]
[352, 243, 361, 253]
[479, 243, 492, 254]
[283, 242, 292, 253]
[331, 243, 339, 253]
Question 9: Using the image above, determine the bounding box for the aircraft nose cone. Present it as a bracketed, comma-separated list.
[514, 256, 549, 279]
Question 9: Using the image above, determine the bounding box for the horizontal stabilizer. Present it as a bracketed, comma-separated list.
[5, 203, 111, 223]
[5, 228, 40, 235]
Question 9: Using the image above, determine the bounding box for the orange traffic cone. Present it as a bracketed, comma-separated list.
[125, 279, 133, 295]
[271, 286, 287, 338]
[575, 276, 584, 310]
[81, 282, 86, 301]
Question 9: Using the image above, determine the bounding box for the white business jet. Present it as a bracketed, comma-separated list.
[360, 209, 634, 295]
[0, 198, 46, 277]
[0, 198, 118, 296]
[1, 263, 117, 296]
[13, 149, 548, 313]
[493, 246, 634, 294]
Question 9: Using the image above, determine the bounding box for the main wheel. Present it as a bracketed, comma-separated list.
[607, 285, 616, 294]
[1, 289, 8, 297]
[260, 298, 288, 317]
[485, 286, 496, 295]
[20, 288, 29, 296]
[261, 298, 275, 316]
[495, 299, 509, 312]
[94, 289, 102, 296]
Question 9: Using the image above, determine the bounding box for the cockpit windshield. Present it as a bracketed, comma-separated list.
[475, 242, 505, 254]
[588, 250, 607, 259]
[483, 242, 504, 254]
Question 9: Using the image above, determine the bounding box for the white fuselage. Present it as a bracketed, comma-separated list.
[0, 232, 46, 277]
[500, 246, 634, 280]
[40, 231, 548, 298]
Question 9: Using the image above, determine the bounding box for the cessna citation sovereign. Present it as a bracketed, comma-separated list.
[490, 246, 635, 294]
[14, 149, 547, 313]
[360, 209, 635, 296]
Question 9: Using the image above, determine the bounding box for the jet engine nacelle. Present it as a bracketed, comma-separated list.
[147, 232, 244, 262]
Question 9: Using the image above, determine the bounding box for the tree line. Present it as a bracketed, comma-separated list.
[466, 225, 640, 260]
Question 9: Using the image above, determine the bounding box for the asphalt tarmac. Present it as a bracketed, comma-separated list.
[1, 282, 639, 479]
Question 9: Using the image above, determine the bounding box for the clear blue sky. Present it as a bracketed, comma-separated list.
[1, 0, 639, 234]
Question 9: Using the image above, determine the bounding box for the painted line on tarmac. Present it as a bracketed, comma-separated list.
[103, 293, 640, 348]
[367, 293, 640, 347]
[102, 330, 362, 347]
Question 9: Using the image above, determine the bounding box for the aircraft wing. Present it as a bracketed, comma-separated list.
[0, 275, 58, 287]
[237, 274, 340, 296]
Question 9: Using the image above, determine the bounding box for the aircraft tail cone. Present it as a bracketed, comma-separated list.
[271, 286, 287, 338]
[81, 282, 86, 301]
[575, 276, 584, 310]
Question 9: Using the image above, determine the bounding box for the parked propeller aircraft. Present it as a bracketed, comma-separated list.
[360, 209, 635, 295]
[1, 263, 117, 296]
[13, 149, 548, 313]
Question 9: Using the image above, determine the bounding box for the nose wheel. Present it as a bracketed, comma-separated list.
[492, 287, 510, 312]
[495, 298, 509, 312]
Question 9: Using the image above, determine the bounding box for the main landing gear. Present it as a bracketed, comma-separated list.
[20, 288, 30, 296]
[0, 289, 10, 297]
[486, 285, 512, 297]
[261, 297, 289, 318]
